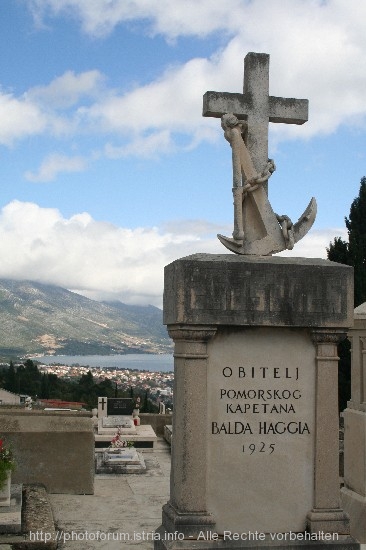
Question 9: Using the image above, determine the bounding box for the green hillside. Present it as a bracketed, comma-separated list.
[0, 279, 172, 358]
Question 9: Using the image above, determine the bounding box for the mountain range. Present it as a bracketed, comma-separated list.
[0, 279, 172, 358]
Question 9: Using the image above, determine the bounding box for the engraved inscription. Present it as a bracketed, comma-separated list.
[211, 365, 311, 450]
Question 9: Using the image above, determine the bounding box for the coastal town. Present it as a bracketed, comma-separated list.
[36, 361, 174, 408]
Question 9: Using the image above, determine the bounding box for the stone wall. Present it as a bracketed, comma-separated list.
[0, 389, 21, 405]
[0, 409, 94, 494]
[139, 413, 172, 436]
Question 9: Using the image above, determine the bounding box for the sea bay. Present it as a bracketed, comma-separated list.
[33, 353, 174, 372]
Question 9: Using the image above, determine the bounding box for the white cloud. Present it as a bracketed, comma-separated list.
[0, 92, 47, 145]
[3, 1, 366, 160]
[27, 70, 105, 109]
[24, 153, 88, 182]
[104, 130, 173, 159]
[0, 200, 340, 307]
[0, 201, 220, 306]
[278, 228, 348, 259]
[0, 70, 105, 146]
[27, 0, 245, 38]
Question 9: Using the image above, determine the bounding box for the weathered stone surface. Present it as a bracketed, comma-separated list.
[157, 254, 357, 550]
[203, 53, 308, 179]
[0, 484, 57, 549]
[206, 328, 315, 533]
[164, 254, 353, 328]
[203, 52, 315, 255]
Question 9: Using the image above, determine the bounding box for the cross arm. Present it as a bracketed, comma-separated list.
[269, 96, 308, 125]
[202, 91, 250, 119]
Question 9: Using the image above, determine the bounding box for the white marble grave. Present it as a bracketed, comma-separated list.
[97, 415, 137, 435]
[104, 447, 140, 465]
[95, 397, 157, 450]
[95, 447, 146, 474]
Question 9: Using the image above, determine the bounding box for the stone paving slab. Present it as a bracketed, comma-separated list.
[1, 440, 364, 550]
[49, 439, 171, 550]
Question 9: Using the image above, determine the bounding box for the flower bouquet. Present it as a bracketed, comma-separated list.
[109, 427, 134, 449]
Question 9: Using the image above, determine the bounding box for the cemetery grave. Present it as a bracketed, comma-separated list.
[155, 52, 361, 550]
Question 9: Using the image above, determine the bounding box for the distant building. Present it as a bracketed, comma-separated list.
[0, 388, 21, 406]
[159, 389, 172, 397]
[38, 399, 86, 410]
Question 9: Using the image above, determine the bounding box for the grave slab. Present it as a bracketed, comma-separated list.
[94, 424, 157, 449]
[95, 449, 146, 474]
[97, 415, 137, 435]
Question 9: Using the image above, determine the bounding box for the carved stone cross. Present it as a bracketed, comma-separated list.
[202, 52, 316, 255]
[99, 397, 107, 411]
[203, 52, 308, 193]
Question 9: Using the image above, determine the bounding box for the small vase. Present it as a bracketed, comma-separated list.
[0, 470, 11, 507]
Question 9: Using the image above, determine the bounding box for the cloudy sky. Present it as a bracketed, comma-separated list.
[0, 0, 365, 307]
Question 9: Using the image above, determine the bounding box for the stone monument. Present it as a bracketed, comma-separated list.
[341, 302, 366, 542]
[155, 53, 359, 549]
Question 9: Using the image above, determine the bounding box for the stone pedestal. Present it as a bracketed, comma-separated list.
[0, 484, 22, 534]
[155, 254, 358, 550]
[341, 302, 366, 543]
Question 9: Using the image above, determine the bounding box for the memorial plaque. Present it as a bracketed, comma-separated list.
[207, 327, 315, 533]
[107, 398, 134, 416]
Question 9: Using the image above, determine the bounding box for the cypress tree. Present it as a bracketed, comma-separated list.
[327, 177, 366, 410]
[327, 176, 366, 306]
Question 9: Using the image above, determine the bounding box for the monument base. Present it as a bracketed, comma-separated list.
[341, 487, 366, 544]
[155, 528, 359, 550]
[157, 254, 355, 550]
[341, 407, 366, 543]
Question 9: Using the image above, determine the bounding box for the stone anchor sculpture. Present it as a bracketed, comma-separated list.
[203, 52, 316, 255]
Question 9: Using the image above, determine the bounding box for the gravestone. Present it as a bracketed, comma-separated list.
[95, 396, 157, 449]
[341, 302, 366, 542]
[97, 396, 134, 418]
[96, 397, 137, 438]
[97, 396, 108, 419]
[155, 53, 359, 550]
[106, 397, 134, 416]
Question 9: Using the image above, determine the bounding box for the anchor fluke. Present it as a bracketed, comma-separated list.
[293, 197, 317, 244]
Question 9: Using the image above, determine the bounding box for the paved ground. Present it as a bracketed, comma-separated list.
[50, 439, 171, 550]
[2, 438, 362, 550]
